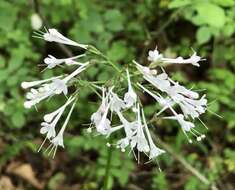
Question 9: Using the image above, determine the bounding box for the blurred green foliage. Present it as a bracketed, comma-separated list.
[0, 0, 235, 189]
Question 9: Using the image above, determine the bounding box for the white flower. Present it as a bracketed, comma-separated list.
[136, 62, 207, 119]
[95, 102, 111, 135]
[166, 79, 207, 119]
[117, 111, 135, 138]
[147, 49, 163, 62]
[109, 91, 126, 113]
[44, 54, 86, 69]
[62, 62, 89, 83]
[138, 83, 174, 116]
[138, 83, 173, 108]
[31, 13, 42, 30]
[164, 111, 205, 143]
[47, 101, 76, 158]
[40, 122, 56, 139]
[161, 51, 202, 67]
[115, 111, 137, 152]
[130, 104, 149, 162]
[91, 87, 110, 126]
[142, 109, 165, 160]
[124, 69, 137, 108]
[22, 63, 89, 108]
[38, 97, 75, 152]
[34, 28, 88, 49]
[23, 79, 67, 109]
[21, 76, 62, 89]
[91, 87, 115, 135]
[167, 78, 199, 99]
[136, 62, 170, 92]
[147, 46, 203, 67]
[135, 61, 158, 75]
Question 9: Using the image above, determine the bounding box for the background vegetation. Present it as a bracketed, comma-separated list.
[0, 0, 235, 189]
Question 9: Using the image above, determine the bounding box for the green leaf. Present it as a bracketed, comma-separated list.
[168, 0, 192, 8]
[223, 23, 235, 37]
[107, 41, 128, 62]
[104, 10, 125, 32]
[152, 172, 168, 190]
[212, 0, 235, 7]
[0, 2, 18, 32]
[11, 111, 25, 128]
[196, 26, 212, 44]
[195, 3, 226, 28]
[0, 55, 5, 68]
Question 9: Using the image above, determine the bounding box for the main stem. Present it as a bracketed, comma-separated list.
[103, 146, 113, 190]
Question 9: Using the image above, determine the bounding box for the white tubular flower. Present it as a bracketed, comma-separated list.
[162, 51, 202, 67]
[95, 102, 111, 135]
[44, 54, 86, 69]
[21, 76, 62, 89]
[135, 62, 170, 92]
[62, 62, 89, 83]
[136, 62, 207, 119]
[38, 97, 75, 152]
[138, 83, 175, 116]
[115, 111, 137, 152]
[23, 79, 67, 109]
[135, 61, 158, 75]
[48, 101, 76, 158]
[141, 109, 165, 160]
[124, 69, 137, 108]
[91, 87, 110, 126]
[117, 111, 135, 138]
[174, 95, 207, 119]
[167, 78, 199, 99]
[109, 91, 126, 113]
[130, 104, 150, 160]
[34, 28, 88, 49]
[138, 83, 173, 108]
[147, 46, 203, 67]
[147, 49, 163, 62]
[22, 63, 89, 108]
[40, 97, 75, 135]
[164, 110, 205, 143]
[166, 79, 207, 119]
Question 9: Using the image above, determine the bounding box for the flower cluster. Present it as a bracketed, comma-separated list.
[88, 72, 165, 162]
[22, 28, 208, 161]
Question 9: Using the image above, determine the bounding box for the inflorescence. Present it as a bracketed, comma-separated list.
[22, 28, 208, 161]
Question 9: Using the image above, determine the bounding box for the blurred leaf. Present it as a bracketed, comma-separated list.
[0, 1, 18, 32]
[168, 0, 192, 8]
[196, 26, 212, 44]
[104, 10, 125, 32]
[212, 0, 235, 7]
[195, 3, 226, 28]
[152, 172, 168, 190]
[107, 41, 128, 62]
[11, 111, 25, 128]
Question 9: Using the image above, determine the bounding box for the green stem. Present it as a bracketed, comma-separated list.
[103, 146, 113, 190]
